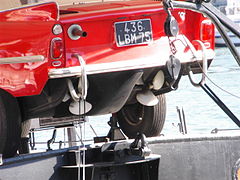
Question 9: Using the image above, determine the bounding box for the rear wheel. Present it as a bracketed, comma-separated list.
[117, 94, 166, 138]
[0, 90, 21, 158]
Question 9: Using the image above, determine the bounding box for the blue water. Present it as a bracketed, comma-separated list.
[34, 47, 240, 150]
[163, 47, 240, 135]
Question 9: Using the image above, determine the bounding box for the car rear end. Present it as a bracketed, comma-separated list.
[46, 0, 215, 116]
[48, 0, 215, 79]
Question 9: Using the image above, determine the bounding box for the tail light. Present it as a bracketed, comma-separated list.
[200, 19, 214, 48]
[50, 37, 63, 59]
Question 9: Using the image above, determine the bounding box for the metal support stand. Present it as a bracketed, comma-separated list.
[67, 128, 77, 147]
[19, 137, 30, 154]
[93, 115, 127, 143]
[107, 115, 128, 141]
[200, 83, 240, 127]
[176, 106, 187, 134]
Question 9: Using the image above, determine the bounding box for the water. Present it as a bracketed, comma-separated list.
[163, 47, 240, 135]
[34, 47, 240, 150]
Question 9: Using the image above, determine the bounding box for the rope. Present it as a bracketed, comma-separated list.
[71, 54, 87, 180]
[196, 58, 240, 99]
[178, 34, 240, 99]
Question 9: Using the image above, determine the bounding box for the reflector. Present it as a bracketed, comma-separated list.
[52, 24, 63, 35]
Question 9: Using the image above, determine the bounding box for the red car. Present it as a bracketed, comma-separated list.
[0, 0, 215, 157]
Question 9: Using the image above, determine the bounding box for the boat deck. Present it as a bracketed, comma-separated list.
[1, 133, 240, 180]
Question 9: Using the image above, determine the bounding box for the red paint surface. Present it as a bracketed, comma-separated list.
[59, 1, 214, 66]
[0, 2, 58, 96]
[0, 1, 214, 97]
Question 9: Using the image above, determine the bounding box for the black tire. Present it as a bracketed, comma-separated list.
[0, 90, 21, 158]
[117, 94, 166, 138]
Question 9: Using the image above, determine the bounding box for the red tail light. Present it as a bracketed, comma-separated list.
[201, 19, 214, 48]
[50, 38, 63, 59]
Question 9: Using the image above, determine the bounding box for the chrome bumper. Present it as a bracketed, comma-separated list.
[48, 36, 215, 79]
[48, 66, 82, 79]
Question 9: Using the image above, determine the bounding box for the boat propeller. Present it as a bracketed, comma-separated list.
[136, 70, 165, 106]
[136, 54, 181, 107]
[67, 54, 92, 115]
[69, 100, 92, 115]
[136, 90, 159, 106]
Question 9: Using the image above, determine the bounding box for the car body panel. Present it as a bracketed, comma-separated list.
[58, 1, 214, 70]
[0, 0, 215, 116]
[0, 2, 58, 96]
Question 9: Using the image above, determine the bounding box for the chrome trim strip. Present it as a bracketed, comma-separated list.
[48, 51, 170, 79]
[48, 35, 215, 79]
[49, 66, 82, 79]
[0, 55, 45, 64]
[48, 49, 214, 79]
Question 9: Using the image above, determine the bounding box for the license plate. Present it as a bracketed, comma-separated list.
[115, 19, 153, 47]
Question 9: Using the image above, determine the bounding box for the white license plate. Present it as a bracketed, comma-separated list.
[115, 19, 153, 47]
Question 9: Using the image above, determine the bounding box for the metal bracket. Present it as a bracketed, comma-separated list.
[163, 0, 174, 11]
[188, 40, 207, 87]
[67, 54, 92, 115]
[130, 133, 151, 157]
[67, 54, 88, 102]
[100, 133, 151, 158]
[29, 131, 36, 151]
[163, 0, 179, 37]
[47, 129, 57, 151]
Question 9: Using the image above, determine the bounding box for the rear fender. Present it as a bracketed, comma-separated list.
[0, 2, 58, 97]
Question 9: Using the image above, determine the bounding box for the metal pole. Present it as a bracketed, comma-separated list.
[200, 83, 240, 127]
[67, 128, 77, 147]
